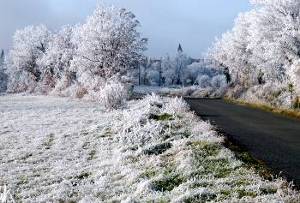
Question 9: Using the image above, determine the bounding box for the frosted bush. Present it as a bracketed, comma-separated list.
[225, 84, 246, 99]
[143, 93, 163, 106]
[191, 87, 215, 98]
[164, 97, 189, 115]
[7, 71, 37, 93]
[196, 75, 211, 88]
[77, 72, 106, 93]
[211, 75, 227, 89]
[135, 93, 164, 119]
[241, 82, 291, 108]
[140, 73, 228, 98]
[50, 74, 77, 97]
[95, 81, 128, 110]
[67, 85, 88, 99]
[112, 94, 191, 146]
[181, 86, 198, 96]
[112, 93, 165, 145]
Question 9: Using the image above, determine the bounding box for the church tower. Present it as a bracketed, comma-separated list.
[177, 43, 183, 53]
[0, 49, 4, 66]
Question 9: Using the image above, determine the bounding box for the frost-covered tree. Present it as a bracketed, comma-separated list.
[143, 45, 191, 86]
[211, 75, 227, 89]
[209, 0, 300, 106]
[37, 26, 76, 93]
[196, 75, 211, 88]
[2, 4, 147, 106]
[6, 25, 50, 93]
[209, 11, 257, 87]
[211, 0, 300, 94]
[72, 5, 147, 89]
[183, 63, 202, 85]
[182, 62, 223, 86]
[161, 55, 176, 85]
[146, 69, 160, 86]
[246, 0, 300, 83]
[0, 49, 8, 92]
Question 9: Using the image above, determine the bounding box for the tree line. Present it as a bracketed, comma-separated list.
[2, 6, 147, 99]
[210, 0, 300, 108]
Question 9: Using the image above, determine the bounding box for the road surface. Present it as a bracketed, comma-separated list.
[186, 98, 300, 187]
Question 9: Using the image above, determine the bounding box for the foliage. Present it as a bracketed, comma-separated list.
[71, 5, 147, 86]
[6, 25, 50, 93]
[38, 26, 76, 94]
[210, 0, 300, 107]
[4, 4, 146, 110]
[91, 81, 128, 110]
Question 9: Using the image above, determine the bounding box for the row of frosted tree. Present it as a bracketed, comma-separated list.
[2, 6, 147, 101]
[3, 0, 300, 108]
[1, 4, 226, 101]
[137, 49, 225, 87]
[210, 0, 300, 108]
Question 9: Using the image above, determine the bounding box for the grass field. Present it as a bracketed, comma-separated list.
[0, 94, 299, 202]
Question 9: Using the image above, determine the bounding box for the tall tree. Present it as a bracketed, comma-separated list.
[71, 5, 147, 89]
[161, 55, 176, 85]
[37, 26, 76, 93]
[6, 25, 50, 93]
[210, 0, 300, 94]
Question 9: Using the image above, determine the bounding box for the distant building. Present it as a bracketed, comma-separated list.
[177, 44, 183, 53]
[137, 44, 222, 86]
[0, 49, 4, 66]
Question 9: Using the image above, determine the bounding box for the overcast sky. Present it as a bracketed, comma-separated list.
[0, 0, 250, 58]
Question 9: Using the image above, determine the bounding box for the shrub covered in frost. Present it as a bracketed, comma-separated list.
[241, 82, 291, 108]
[93, 81, 128, 109]
[164, 96, 189, 115]
[211, 75, 227, 89]
[196, 75, 211, 88]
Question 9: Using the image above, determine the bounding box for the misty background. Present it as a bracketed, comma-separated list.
[0, 0, 250, 58]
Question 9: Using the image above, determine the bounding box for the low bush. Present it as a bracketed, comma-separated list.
[240, 82, 291, 108]
[94, 81, 128, 110]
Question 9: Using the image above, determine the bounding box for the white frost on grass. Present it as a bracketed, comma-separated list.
[0, 94, 299, 202]
[133, 85, 226, 98]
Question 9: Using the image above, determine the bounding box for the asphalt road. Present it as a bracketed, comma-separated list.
[185, 98, 300, 187]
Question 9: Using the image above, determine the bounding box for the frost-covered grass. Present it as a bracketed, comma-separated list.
[225, 97, 300, 121]
[0, 94, 299, 202]
[134, 85, 226, 98]
[133, 85, 181, 96]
